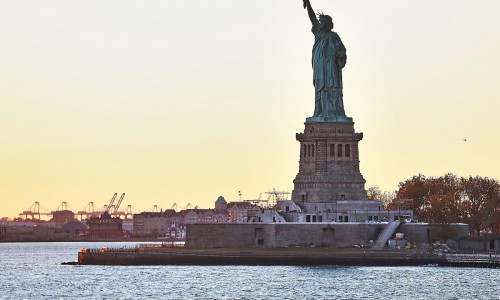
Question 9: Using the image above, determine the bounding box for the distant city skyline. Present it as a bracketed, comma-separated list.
[1, 0, 499, 218]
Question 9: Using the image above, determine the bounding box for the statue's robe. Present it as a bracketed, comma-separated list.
[311, 23, 347, 118]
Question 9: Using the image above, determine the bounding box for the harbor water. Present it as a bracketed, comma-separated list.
[0, 242, 499, 299]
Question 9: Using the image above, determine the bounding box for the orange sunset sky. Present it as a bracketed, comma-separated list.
[1, 0, 499, 218]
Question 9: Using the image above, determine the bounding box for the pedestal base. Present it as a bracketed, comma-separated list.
[291, 121, 367, 205]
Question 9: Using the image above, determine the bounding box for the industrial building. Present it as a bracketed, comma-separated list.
[132, 197, 259, 237]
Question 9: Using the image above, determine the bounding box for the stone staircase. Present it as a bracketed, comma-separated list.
[372, 221, 400, 249]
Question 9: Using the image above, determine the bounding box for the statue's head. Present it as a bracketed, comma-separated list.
[318, 14, 333, 31]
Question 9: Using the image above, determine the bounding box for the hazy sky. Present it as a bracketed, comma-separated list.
[1, 0, 499, 218]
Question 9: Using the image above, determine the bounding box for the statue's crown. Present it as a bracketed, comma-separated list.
[317, 13, 332, 22]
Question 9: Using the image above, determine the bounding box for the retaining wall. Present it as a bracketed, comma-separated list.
[185, 223, 469, 248]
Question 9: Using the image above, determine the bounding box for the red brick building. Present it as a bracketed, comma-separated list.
[87, 211, 123, 239]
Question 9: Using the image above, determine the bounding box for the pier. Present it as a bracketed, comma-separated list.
[78, 244, 446, 266]
[442, 253, 500, 268]
[74, 244, 500, 268]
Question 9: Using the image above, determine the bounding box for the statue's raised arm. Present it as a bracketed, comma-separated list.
[303, 0, 319, 26]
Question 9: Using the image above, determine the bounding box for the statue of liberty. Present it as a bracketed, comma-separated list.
[303, 0, 351, 122]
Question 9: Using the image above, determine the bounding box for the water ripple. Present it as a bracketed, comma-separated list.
[0, 243, 499, 299]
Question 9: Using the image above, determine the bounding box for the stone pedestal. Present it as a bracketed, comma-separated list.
[291, 121, 367, 205]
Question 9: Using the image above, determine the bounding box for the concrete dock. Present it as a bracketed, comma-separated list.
[78, 245, 448, 266]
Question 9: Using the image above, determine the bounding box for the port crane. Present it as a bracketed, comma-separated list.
[125, 205, 134, 219]
[18, 193, 134, 221]
[105, 193, 118, 213]
[150, 205, 160, 213]
[169, 203, 178, 211]
[77, 202, 97, 221]
[265, 189, 290, 206]
[20, 201, 42, 220]
[56, 202, 68, 211]
[112, 193, 126, 216]
[243, 192, 269, 205]
[19, 201, 72, 220]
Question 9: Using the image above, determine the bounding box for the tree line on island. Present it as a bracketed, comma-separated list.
[368, 174, 500, 236]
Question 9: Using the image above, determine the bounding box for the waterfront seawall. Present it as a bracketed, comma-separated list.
[78, 247, 444, 266]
